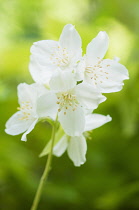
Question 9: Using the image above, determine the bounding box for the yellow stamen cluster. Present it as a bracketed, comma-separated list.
[56, 92, 78, 115]
[85, 57, 110, 85]
[50, 46, 69, 67]
[17, 101, 32, 120]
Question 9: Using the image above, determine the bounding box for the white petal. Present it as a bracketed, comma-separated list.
[17, 83, 48, 106]
[18, 83, 34, 105]
[86, 31, 109, 65]
[96, 79, 124, 93]
[32, 83, 49, 96]
[67, 135, 87, 167]
[30, 40, 59, 66]
[84, 109, 93, 115]
[102, 59, 129, 82]
[53, 135, 68, 157]
[59, 24, 82, 59]
[84, 114, 112, 132]
[49, 70, 76, 92]
[58, 106, 85, 136]
[75, 82, 106, 110]
[37, 92, 58, 120]
[21, 119, 38, 141]
[5, 111, 35, 135]
[75, 58, 85, 81]
[29, 56, 55, 84]
[113, 56, 120, 62]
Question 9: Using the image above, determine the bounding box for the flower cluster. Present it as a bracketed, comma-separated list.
[5, 24, 129, 166]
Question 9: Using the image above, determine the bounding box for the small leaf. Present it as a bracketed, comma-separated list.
[39, 126, 64, 157]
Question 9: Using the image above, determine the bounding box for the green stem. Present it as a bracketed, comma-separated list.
[30, 115, 58, 210]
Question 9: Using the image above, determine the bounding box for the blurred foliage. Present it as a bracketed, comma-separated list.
[0, 0, 139, 209]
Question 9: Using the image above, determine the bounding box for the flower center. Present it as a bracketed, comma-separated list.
[85, 57, 110, 85]
[17, 101, 32, 120]
[50, 46, 69, 67]
[56, 92, 78, 115]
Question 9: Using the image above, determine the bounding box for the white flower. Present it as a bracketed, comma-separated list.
[38, 71, 106, 137]
[29, 24, 82, 85]
[53, 135, 87, 167]
[5, 83, 58, 141]
[40, 114, 112, 167]
[82, 31, 129, 93]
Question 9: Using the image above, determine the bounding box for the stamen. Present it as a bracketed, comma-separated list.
[50, 46, 69, 67]
[56, 92, 78, 112]
[85, 59, 110, 86]
[17, 101, 32, 121]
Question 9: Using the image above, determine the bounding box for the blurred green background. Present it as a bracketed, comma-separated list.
[0, 0, 139, 209]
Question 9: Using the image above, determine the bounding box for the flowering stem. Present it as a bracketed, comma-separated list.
[30, 115, 58, 210]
